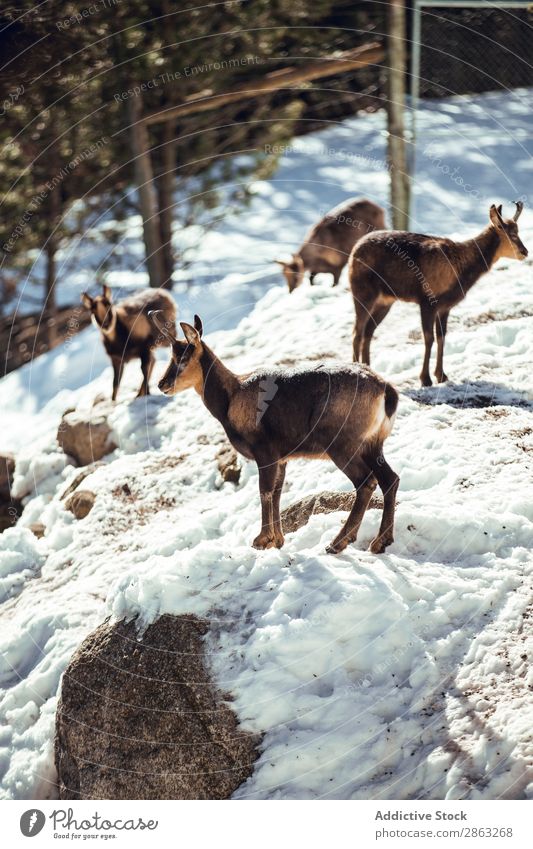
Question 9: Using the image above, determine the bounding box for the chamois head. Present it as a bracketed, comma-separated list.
[81, 285, 117, 334]
[275, 254, 305, 292]
[151, 312, 204, 396]
[489, 202, 528, 261]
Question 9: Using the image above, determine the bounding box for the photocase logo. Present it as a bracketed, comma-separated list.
[256, 376, 278, 423]
[20, 809, 46, 837]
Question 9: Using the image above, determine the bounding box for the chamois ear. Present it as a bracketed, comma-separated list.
[489, 204, 504, 228]
[81, 292, 93, 309]
[180, 322, 200, 346]
[102, 284, 112, 301]
[274, 259, 288, 267]
[193, 314, 203, 338]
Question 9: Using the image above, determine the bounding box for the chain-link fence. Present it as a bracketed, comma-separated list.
[416, 3, 533, 98]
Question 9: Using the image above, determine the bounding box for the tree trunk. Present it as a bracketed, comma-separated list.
[386, 1, 410, 230]
[155, 121, 176, 289]
[128, 94, 165, 288]
[45, 237, 58, 348]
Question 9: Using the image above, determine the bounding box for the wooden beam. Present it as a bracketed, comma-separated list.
[143, 42, 384, 126]
[386, 1, 410, 229]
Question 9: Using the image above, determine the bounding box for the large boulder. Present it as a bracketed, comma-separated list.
[281, 489, 383, 534]
[55, 615, 259, 799]
[0, 453, 21, 531]
[57, 407, 116, 466]
[0, 453, 15, 500]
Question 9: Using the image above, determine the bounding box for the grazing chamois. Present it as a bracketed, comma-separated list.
[275, 198, 385, 292]
[81, 286, 177, 401]
[276, 197, 386, 292]
[153, 312, 399, 555]
[349, 202, 528, 386]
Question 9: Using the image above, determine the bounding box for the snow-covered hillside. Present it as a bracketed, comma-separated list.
[1, 90, 532, 800]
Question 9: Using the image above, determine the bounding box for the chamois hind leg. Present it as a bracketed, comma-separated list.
[325, 454, 377, 554]
[419, 304, 436, 387]
[364, 450, 399, 554]
[434, 310, 450, 384]
[137, 350, 155, 397]
[361, 302, 392, 365]
[253, 462, 283, 550]
[352, 301, 374, 362]
[331, 267, 341, 287]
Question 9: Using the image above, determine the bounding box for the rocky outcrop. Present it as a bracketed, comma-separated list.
[0, 453, 21, 531]
[281, 489, 383, 534]
[57, 406, 116, 466]
[55, 615, 259, 800]
[216, 444, 241, 484]
[65, 489, 96, 519]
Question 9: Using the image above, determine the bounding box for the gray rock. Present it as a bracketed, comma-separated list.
[55, 615, 259, 799]
[281, 490, 383, 534]
[65, 490, 96, 519]
[57, 406, 116, 466]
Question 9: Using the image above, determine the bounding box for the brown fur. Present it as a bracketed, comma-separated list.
[276, 197, 386, 291]
[156, 314, 400, 555]
[81, 286, 177, 401]
[349, 203, 528, 386]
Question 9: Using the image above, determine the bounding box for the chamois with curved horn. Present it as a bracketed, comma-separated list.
[152, 311, 400, 555]
[81, 286, 177, 400]
[349, 202, 528, 386]
[275, 197, 386, 291]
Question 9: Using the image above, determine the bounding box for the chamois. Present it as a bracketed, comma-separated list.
[276, 197, 386, 292]
[153, 312, 399, 555]
[81, 286, 177, 401]
[349, 202, 528, 386]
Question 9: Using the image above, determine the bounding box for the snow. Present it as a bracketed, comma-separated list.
[0, 89, 532, 801]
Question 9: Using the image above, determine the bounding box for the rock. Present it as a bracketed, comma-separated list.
[281, 490, 383, 534]
[59, 463, 103, 502]
[55, 614, 259, 800]
[0, 455, 21, 531]
[57, 407, 116, 466]
[29, 522, 46, 539]
[65, 490, 96, 520]
[216, 444, 241, 484]
[0, 453, 15, 500]
[0, 500, 21, 532]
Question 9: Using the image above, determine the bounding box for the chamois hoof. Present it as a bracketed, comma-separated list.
[325, 539, 348, 555]
[369, 536, 392, 554]
[435, 372, 449, 384]
[252, 534, 278, 550]
[420, 375, 433, 388]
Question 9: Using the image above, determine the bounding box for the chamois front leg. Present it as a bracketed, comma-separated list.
[253, 462, 283, 550]
[419, 305, 436, 387]
[271, 463, 286, 548]
[137, 350, 155, 397]
[331, 267, 341, 287]
[111, 356, 124, 402]
[434, 310, 450, 384]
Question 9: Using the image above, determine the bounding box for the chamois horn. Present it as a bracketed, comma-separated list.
[149, 309, 176, 342]
[513, 201, 524, 222]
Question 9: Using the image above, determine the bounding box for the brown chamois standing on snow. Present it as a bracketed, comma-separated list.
[152, 312, 399, 555]
[275, 197, 386, 292]
[81, 286, 177, 401]
[349, 202, 528, 386]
